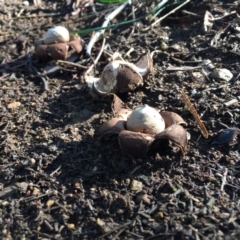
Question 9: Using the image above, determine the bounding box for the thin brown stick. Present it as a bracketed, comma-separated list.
[56, 60, 88, 70]
[181, 91, 208, 138]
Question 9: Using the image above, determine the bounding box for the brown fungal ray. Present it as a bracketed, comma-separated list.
[35, 35, 82, 62]
[155, 124, 188, 154]
[35, 44, 48, 61]
[116, 63, 143, 92]
[67, 34, 83, 53]
[96, 62, 119, 94]
[92, 79, 107, 97]
[36, 43, 68, 61]
[110, 93, 131, 116]
[118, 130, 154, 158]
[212, 128, 239, 145]
[135, 53, 153, 78]
[47, 43, 69, 60]
[99, 118, 126, 139]
[115, 108, 132, 121]
[160, 111, 187, 128]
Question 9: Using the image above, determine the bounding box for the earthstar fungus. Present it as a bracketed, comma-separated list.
[35, 26, 83, 61]
[100, 94, 188, 158]
[87, 53, 153, 95]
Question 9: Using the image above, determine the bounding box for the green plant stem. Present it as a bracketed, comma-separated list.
[71, 0, 184, 35]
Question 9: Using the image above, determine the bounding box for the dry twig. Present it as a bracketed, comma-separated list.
[151, 0, 192, 27]
[57, 60, 88, 70]
[181, 91, 209, 138]
[86, 0, 131, 56]
[84, 38, 106, 77]
[221, 168, 228, 191]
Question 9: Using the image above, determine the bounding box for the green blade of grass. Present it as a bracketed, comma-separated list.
[71, 13, 147, 35]
[71, 0, 177, 35]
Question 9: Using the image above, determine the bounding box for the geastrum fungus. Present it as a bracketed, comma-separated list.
[86, 53, 153, 95]
[99, 94, 188, 158]
[35, 26, 83, 61]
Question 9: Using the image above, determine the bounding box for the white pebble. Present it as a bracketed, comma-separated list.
[211, 68, 233, 81]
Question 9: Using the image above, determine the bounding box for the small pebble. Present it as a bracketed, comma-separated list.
[130, 180, 142, 191]
[210, 68, 233, 81]
[22, 0, 29, 6]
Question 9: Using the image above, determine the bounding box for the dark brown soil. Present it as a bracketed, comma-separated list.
[0, 0, 240, 239]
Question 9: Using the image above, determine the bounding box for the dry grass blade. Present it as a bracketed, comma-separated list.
[151, 0, 192, 27]
[181, 91, 208, 138]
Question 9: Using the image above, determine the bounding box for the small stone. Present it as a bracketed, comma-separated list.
[46, 199, 55, 207]
[235, 26, 240, 33]
[210, 68, 233, 81]
[153, 212, 164, 220]
[7, 101, 21, 109]
[67, 223, 75, 229]
[2, 201, 9, 206]
[130, 180, 142, 191]
[30, 158, 36, 166]
[16, 182, 28, 193]
[22, 1, 29, 6]
[161, 42, 168, 50]
[32, 187, 40, 196]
